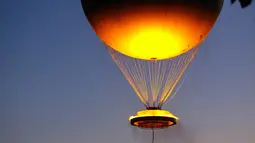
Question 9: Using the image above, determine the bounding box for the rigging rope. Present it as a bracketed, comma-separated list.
[105, 44, 199, 108]
[152, 129, 154, 143]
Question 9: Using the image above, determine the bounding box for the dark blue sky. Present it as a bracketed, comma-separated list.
[2, 1, 255, 143]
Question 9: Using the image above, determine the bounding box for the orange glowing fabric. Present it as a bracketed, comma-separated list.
[85, 5, 222, 60]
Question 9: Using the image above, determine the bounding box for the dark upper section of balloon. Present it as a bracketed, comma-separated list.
[81, 0, 223, 16]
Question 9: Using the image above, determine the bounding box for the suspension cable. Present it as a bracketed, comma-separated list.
[152, 129, 155, 143]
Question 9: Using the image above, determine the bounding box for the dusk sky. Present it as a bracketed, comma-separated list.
[2, 1, 255, 143]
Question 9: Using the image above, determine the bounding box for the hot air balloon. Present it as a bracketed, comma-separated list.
[81, 0, 224, 129]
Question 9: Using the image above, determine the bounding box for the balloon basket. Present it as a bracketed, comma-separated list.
[129, 109, 179, 129]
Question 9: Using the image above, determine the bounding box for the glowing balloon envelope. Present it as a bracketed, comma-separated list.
[81, 0, 223, 60]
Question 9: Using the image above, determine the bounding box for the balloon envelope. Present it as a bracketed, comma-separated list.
[81, 0, 223, 60]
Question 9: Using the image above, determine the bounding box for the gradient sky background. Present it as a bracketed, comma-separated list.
[2, 0, 255, 143]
